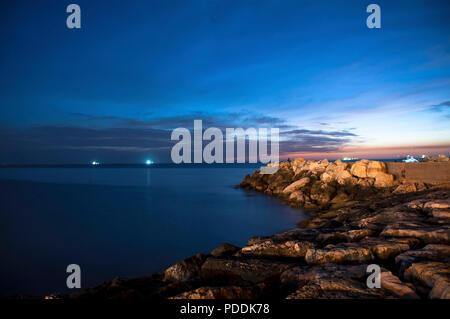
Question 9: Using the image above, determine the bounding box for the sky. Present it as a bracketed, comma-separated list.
[0, 0, 449, 164]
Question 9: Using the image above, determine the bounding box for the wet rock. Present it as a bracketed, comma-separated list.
[164, 254, 208, 282]
[241, 239, 315, 258]
[210, 243, 241, 257]
[380, 222, 450, 244]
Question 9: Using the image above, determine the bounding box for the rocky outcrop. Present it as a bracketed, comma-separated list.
[240, 158, 401, 209]
[67, 161, 449, 300]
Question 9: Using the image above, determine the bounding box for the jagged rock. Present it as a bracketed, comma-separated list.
[247, 228, 318, 245]
[200, 257, 294, 284]
[170, 285, 264, 299]
[288, 190, 306, 205]
[354, 207, 424, 229]
[335, 170, 353, 185]
[210, 243, 241, 257]
[367, 161, 387, 178]
[380, 270, 419, 299]
[329, 192, 352, 209]
[304, 159, 329, 174]
[241, 239, 315, 258]
[404, 262, 450, 299]
[317, 229, 374, 244]
[291, 158, 306, 175]
[310, 182, 336, 206]
[356, 178, 375, 187]
[380, 222, 450, 244]
[282, 177, 310, 194]
[305, 243, 374, 265]
[394, 183, 417, 194]
[164, 254, 208, 282]
[281, 264, 402, 299]
[320, 171, 335, 183]
[395, 244, 450, 275]
[72, 273, 192, 299]
[374, 173, 396, 188]
[305, 236, 418, 265]
[359, 237, 419, 260]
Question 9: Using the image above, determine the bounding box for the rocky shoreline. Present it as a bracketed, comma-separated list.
[66, 159, 449, 299]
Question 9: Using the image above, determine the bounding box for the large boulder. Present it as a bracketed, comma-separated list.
[164, 254, 208, 282]
[335, 170, 354, 185]
[367, 161, 387, 178]
[374, 173, 395, 188]
[350, 160, 369, 178]
[282, 177, 310, 194]
[210, 243, 241, 257]
[310, 182, 336, 206]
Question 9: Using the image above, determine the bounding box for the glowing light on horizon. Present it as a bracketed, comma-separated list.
[91, 161, 99, 166]
[145, 160, 153, 165]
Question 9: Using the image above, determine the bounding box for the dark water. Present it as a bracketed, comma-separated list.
[0, 167, 305, 296]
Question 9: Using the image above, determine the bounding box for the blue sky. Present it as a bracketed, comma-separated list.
[0, 0, 449, 163]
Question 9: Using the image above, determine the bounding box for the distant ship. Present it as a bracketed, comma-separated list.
[402, 155, 419, 163]
[341, 157, 359, 162]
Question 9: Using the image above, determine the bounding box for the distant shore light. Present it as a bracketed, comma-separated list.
[145, 160, 153, 165]
[92, 161, 99, 166]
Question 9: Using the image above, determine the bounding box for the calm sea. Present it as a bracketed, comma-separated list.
[0, 166, 305, 296]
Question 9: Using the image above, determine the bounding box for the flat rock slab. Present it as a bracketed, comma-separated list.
[380, 222, 450, 244]
[305, 243, 374, 265]
[395, 244, 450, 275]
[201, 257, 295, 285]
[305, 237, 419, 265]
[241, 240, 315, 258]
[281, 264, 416, 299]
[247, 228, 318, 245]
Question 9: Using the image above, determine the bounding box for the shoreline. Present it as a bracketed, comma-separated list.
[46, 158, 450, 299]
